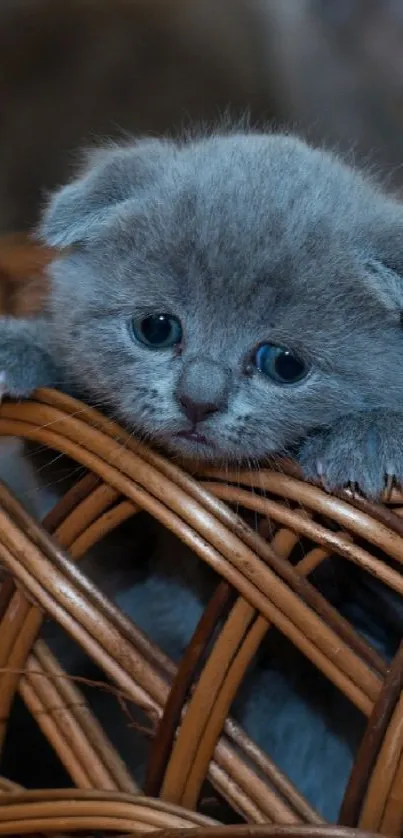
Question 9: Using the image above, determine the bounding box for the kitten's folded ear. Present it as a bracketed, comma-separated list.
[38, 139, 175, 248]
[362, 201, 403, 315]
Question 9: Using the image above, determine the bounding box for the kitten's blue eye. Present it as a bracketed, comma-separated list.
[131, 313, 182, 349]
[255, 343, 308, 384]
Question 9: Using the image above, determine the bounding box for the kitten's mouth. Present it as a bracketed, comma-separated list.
[176, 429, 210, 445]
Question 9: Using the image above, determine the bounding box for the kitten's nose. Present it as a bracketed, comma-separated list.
[179, 394, 219, 424]
[176, 357, 231, 425]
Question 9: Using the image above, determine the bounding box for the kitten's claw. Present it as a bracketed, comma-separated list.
[298, 411, 403, 500]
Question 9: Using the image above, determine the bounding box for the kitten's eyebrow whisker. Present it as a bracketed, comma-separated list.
[250, 455, 265, 534]
[28, 464, 87, 499]
[248, 457, 264, 532]
[33, 449, 68, 474]
[234, 459, 242, 522]
[274, 449, 312, 524]
[29, 402, 105, 434]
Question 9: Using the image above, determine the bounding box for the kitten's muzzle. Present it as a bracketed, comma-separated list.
[178, 394, 218, 425]
[176, 428, 210, 445]
[176, 356, 232, 425]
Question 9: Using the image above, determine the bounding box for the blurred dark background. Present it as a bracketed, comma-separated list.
[1, 0, 403, 235]
[1, 0, 403, 311]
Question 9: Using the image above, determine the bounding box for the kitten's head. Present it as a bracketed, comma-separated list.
[39, 131, 403, 464]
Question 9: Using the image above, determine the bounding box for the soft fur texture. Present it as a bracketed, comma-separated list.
[1, 130, 403, 494]
[1, 130, 403, 819]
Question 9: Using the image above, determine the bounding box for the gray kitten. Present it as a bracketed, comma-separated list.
[1, 130, 403, 819]
[1, 129, 403, 495]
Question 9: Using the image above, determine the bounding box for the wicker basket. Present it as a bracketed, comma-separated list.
[0, 233, 51, 317]
[0, 387, 401, 837]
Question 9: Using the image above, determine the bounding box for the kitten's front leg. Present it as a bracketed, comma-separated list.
[0, 316, 60, 400]
[298, 410, 403, 499]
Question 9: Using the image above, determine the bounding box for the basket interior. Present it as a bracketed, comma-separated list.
[0, 390, 400, 837]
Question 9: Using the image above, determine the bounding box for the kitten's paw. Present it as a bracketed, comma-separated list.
[0, 367, 37, 401]
[298, 411, 403, 499]
[0, 337, 56, 400]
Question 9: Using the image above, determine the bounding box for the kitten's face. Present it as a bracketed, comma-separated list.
[46, 134, 403, 464]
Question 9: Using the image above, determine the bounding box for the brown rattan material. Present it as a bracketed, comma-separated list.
[0, 233, 52, 316]
[0, 388, 401, 836]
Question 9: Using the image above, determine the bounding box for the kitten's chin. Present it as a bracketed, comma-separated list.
[162, 431, 221, 462]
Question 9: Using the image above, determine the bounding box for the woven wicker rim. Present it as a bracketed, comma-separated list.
[0, 390, 402, 835]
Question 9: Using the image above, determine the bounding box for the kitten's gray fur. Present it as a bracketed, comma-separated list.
[1, 129, 403, 494]
[1, 130, 403, 819]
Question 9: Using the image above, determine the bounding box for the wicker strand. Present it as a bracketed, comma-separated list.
[0, 390, 401, 833]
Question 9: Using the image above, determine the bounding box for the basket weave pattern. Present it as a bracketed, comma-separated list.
[0, 388, 401, 837]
